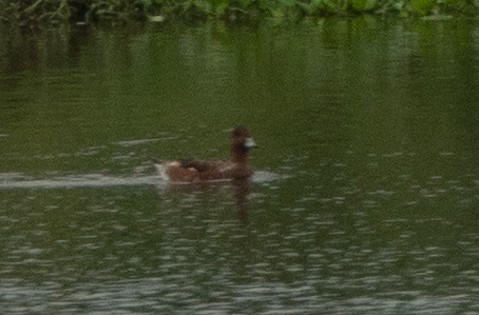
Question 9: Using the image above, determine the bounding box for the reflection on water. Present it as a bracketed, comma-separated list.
[1, 17, 479, 314]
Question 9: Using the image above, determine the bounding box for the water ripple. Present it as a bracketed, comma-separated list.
[0, 171, 282, 190]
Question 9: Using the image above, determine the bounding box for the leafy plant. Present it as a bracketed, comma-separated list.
[317, 0, 349, 14]
[350, 0, 379, 11]
[410, 0, 436, 15]
[1, 0, 479, 26]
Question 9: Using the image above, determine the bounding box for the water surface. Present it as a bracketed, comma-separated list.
[1, 17, 479, 314]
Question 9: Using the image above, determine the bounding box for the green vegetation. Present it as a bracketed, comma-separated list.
[1, 0, 478, 27]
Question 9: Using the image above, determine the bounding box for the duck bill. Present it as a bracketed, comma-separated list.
[244, 137, 257, 149]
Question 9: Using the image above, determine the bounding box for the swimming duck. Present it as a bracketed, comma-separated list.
[154, 127, 257, 182]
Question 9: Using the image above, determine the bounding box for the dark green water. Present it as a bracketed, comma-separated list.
[1, 17, 479, 314]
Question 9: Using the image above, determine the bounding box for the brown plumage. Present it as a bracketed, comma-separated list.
[154, 127, 257, 182]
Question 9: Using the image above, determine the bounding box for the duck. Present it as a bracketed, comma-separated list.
[154, 127, 257, 182]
